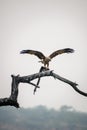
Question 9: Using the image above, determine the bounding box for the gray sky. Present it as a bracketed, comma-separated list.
[0, 0, 87, 112]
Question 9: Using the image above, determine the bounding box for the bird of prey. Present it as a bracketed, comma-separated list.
[20, 48, 74, 68]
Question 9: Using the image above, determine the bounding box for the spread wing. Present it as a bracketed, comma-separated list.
[49, 48, 74, 59]
[20, 50, 45, 60]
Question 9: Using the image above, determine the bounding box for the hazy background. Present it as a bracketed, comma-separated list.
[0, 0, 87, 112]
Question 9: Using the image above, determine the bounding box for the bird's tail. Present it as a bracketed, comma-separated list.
[20, 50, 30, 54]
[64, 48, 74, 53]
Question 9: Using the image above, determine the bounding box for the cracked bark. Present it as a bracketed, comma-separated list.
[0, 67, 87, 108]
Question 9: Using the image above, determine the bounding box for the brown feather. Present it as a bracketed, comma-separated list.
[49, 48, 74, 59]
[20, 50, 45, 59]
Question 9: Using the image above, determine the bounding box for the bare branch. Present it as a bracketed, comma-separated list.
[35, 66, 49, 94]
[0, 98, 19, 108]
[17, 69, 87, 97]
[0, 67, 87, 108]
[29, 82, 40, 94]
[29, 82, 40, 89]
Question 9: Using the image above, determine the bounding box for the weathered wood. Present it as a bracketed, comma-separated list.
[34, 66, 49, 94]
[0, 98, 19, 108]
[0, 67, 87, 108]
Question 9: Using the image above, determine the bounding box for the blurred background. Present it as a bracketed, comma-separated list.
[0, 0, 87, 112]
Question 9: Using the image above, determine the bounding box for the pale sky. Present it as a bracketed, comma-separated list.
[0, 0, 87, 112]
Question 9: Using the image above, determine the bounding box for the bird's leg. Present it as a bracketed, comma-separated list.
[44, 63, 46, 68]
[43, 63, 49, 70]
[46, 63, 49, 70]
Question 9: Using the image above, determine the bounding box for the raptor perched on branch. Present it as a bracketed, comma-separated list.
[20, 48, 74, 68]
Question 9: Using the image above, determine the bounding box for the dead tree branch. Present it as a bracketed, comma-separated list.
[34, 66, 49, 94]
[0, 98, 19, 108]
[0, 67, 87, 108]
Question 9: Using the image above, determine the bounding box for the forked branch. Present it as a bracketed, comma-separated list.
[0, 67, 87, 108]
